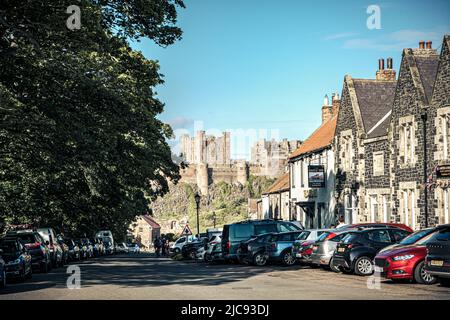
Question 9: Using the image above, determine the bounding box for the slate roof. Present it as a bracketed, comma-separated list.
[289, 116, 337, 159]
[264, 172, 289, 195]
[414, 55, 440, 104]
[352, 79, 397, 139]
[141, 215, 161, 229]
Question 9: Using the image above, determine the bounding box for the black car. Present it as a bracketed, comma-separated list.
[333, 227, 411, 276]
[182, 237, 208, 259]
[425, 224, 450, 287]
[221, 219, 302, 261]
[0, 237, 33, 281]
[65, 239, 81, 261]
[237, 233, 276, 266]
[5, 230, 52, 273]
[0, 249, 6, 288]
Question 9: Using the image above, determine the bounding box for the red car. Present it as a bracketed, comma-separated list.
[374, 228, 438, 284]
[343, 223, 413, 233]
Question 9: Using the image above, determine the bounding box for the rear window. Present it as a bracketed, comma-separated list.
[16, 233, 38, 244]
[429, 229, 450, 242]
[278, 222, 300, 232]
[330, 233, 347, 242]
[342, 233, 359, 244]
[316, 232, 331, 242]
[297, 231, 311, 240]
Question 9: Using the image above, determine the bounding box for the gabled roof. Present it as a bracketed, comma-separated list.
[352, 79, 397, 138]
[289, 116, 337, 159]
[414, 56, 440, 104]
[263, 172, 289, 195]
[141, 215, 161, 229]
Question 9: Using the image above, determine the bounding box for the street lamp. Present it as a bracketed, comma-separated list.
[194, 192, 201, 237]
[212, 211, 216, 228]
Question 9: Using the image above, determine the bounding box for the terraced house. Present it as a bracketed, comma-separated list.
[334, 36, 450, 230]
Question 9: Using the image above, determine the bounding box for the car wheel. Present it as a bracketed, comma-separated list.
[189, 250, 196, 260]
[0, 270, 6, 289]
[440, 278, 450, 287]
[281, 251, 296, 266]
[414, 261, 437, 285]
[253, 252, 268, 266]
[329, 257, 341, 273]
[354, 256, 373, 276]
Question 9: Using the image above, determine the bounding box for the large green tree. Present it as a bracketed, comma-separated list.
[0, 0, 185, 238]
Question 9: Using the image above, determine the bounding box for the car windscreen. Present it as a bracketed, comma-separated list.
[399, 229, 433, 245]
[254, 224, 278, 235]
[296, 231, 311, 240]
[278, 222, 300, 232]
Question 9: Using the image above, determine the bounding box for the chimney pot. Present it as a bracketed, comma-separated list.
[419, 41, 425, 49]
[426, 41, 432, 49]
[387, 57, 393, 69]
[378, 58, 385, 70]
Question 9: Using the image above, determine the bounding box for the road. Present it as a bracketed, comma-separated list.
[1, 253, 449, 300]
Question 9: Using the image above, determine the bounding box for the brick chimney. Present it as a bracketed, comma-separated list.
[322, 94, 333, 123]
[332, 92, 340, 115]
[376, 58, 396, 81]
[415, 40, 437, 56]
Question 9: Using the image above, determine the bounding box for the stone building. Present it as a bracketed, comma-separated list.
[334, 58, 397, 225]
[180, 131, 231, 165]
[128, 215, 161, 249]
[289, 96, 338, 229]
[250, 139, 301, 178]
[334, 36, 450, 230]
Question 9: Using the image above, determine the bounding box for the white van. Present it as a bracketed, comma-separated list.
[95, 230, 114, 254]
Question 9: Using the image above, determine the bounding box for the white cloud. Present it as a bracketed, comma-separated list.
[167, 116, 194, 129]
[324, 32, 358, 41]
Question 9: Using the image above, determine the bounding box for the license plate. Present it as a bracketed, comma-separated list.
[337, 247, 345, 253]
[431, 260, 444, 267]
[374, 266, 384, 273]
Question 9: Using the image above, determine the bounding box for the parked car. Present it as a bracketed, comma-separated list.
[237, 233, 276, 266]
[57, 236, 70, 265]
[333, 227, 411, 276]
[374, 227, 438, 284]
[127, 243, 140, 254]
[182, 237, 208, 259]
[310, 229, 356, 271]
[6, 229, 52, 273]
[37, 228, 63, 267]
[221, 219, 302, 262]
[81, 238, 94, 258]
[170, 235, 196, 254]
[266, 231, 305, 266]
[0, 249, 6, 289]
[65, 239, 81, 261]
[292, 229, 333, 263]
[90, 238, 101, 257]
[0, 237, 32, 281]
[115, 242, 129, 254]
[204, 235, 222, 262]
[103, 240, 114, 255]
[425, 224, 450, 287]
[74, 239, 88, 259]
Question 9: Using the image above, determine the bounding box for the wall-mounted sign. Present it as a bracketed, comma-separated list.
[437, 165, 450, 179]
[308, 165, 326, 188]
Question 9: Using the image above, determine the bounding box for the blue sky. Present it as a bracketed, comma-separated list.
[133, 0, 450, 159]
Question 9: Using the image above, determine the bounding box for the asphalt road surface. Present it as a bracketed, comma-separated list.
[1, 253, 449, 300]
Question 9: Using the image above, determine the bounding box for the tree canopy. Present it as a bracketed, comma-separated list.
[0, 0, 185, 239]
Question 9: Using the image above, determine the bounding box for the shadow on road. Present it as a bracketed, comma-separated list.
[0, 253, 288, 293]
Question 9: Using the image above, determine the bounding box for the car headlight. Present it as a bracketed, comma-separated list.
[392, 254, 415, 261]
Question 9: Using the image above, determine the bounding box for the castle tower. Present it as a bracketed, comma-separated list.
[195, 130, 205, 164]
[196, 163, 209, 195]
[236, 160, 249, 185]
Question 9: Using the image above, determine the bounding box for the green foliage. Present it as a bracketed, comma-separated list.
[0, 0, 185, 239]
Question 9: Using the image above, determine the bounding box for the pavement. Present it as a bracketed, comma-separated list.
[0, 253, 449, 300]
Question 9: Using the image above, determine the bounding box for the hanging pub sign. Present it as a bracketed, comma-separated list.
[308, 165, 326, 188]
[436, 164, 450, 178]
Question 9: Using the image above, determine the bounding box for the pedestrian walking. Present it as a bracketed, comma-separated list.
[153, 236, 162, 257]
[161, 236, 167, 256]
